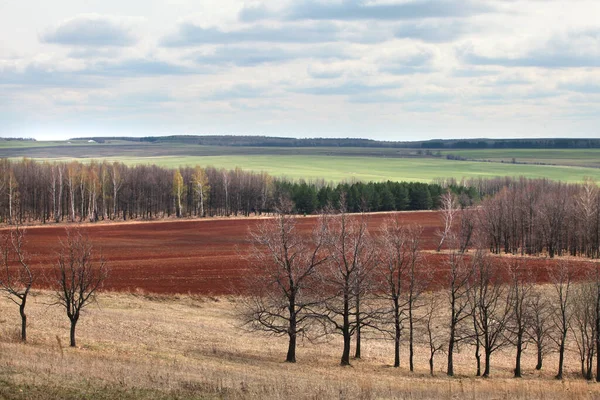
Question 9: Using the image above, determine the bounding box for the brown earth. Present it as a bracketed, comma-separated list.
[10, 211, 597, 294]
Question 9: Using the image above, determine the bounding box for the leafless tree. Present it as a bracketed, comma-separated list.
[378, 219, 425, 368]
[437, 191, 458, 252]
[318, 209, 375, 366]
[0, 226, 34, 341]
[240, 201, 329, 363]
[507, 259, 535, 378]
[549, 261, 573, 380]
[54, 229, 108, 347]
[422, 292, 446, 376]
[470, 251, 514, 377]
[446, 247, 474, 377]
[571, 281, 596, 380]
[593, 266, 600, 382]
[528, 288, 554, 371]
[458, 207, 477, 253]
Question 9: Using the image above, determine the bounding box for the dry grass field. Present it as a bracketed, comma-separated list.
[0, 290, 598, 400]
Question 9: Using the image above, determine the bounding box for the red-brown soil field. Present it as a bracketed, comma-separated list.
[4, 211, 596, 294]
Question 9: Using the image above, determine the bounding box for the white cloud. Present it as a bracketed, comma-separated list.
[40, 14, 142, 47]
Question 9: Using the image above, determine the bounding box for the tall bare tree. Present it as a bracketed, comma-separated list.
[0, 226, 34, 341]
[422, 292, 446, 376]
[471, 252, 513, 377]
[571, 281, 597, 380]
[241, 202, 329, 362]
[528, 288, 554, 371]
[319, 209, 374, 366]
[549, 261, 573, 380]
[446, 248, 474, 377]
[378, 219, 414, 367]
[192, 166, 210, 217]
[54, 229, 108, 347]
[507, 259, 535, 378]
[437, 191, 458, 252]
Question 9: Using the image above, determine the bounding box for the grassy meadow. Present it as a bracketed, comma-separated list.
[442, 149, 600, 168]
[11, 154, 600, 183]
[2, 139, 600, 183]
[0, 290, 597, 400]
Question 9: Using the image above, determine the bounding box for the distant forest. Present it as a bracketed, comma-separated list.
[69, 135, 600, 150]
[0, 159, 479, 225]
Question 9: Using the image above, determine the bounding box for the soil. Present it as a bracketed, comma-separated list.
[14, 211, 596, 294]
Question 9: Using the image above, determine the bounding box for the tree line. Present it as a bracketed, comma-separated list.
[72, 135, 600, 149]
[475, 178, 600, 259]
[0, 159, 477, 225]
[242, 202, 600, 380]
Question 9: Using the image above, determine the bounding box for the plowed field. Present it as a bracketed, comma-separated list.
[6, 211, 596, 294]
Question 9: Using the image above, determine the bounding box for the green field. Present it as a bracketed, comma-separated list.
[17, 155, 600, 183]
[442, 149, 600, 168]
[2, 140, 600, 183]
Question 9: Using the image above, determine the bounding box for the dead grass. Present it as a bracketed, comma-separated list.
[0, 290, 598, 400]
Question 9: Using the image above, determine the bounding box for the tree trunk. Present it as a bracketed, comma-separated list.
[514, 336, 523, 378]
[393, 299, 400, 368]
[341, 329, 351, 366]
[475, 339, 481, 377]
[447, 328, 455, 376]
[429, 354, 434, 376]
[286, 331, 296, 363]
[556, 336, 566, 379]
[341, 293, 351, 366]
[409, 304, 414, 372]
[354, 292, 361, 359]
[483, 349, 491, 377]
[70, 319, 77, 347]
[19, 299, 27, 342]
[536, 343, 543, 370]
[286, 296, 297, 363]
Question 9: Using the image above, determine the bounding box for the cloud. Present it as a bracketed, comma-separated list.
[162, 22, 343, 46]
[83, 59, 200, 76]
[559, 81, 600, 94]
[240, 0, 494, 22]
[394, 20, 474, 43]
[193, 45, 353, 67]
[451, 68, 498, 78]
[349, 90, 454, 104]
[0, 58, 200, 88]
[293, 81, 402, 96]
[0, 63, 97, 87]
[204, 84, 269, 101]
[307, 64, 345, 79]
[460, 29, 600, 68]
[40, 15, 139, 47]
[379, 50, 435, 75]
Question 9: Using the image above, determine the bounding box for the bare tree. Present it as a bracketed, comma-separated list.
[173, 169, 185, 218]
[446, 248, 474, 377]
[528, 288, 554, 371]
[437, 191, 458, 252]
[594, 266, 600, 382]
[241, 201, 329, 362]
[54, 229, 108, 347]
[318, 209, 374, 366]
[571, 281, 596, 380]
[507, 259, 535, 378]
[0, 226, 34, 341]
[549, 261, 573, 380]
[192, 166, 210, 217]
[422, 292, 446, 376]
[378, 219, 422, 368]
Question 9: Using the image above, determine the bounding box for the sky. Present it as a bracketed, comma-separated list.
[0, 0, 599, 141]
